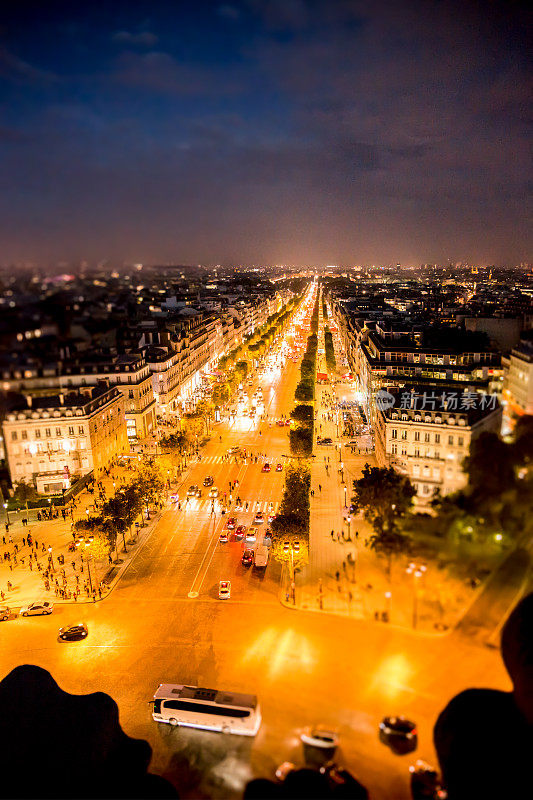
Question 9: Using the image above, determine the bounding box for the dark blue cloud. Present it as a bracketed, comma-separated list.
[0, 0, 530, 266]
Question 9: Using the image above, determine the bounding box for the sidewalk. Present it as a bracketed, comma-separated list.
[0, 455, 195, 610]
[283, 292, 475, 635]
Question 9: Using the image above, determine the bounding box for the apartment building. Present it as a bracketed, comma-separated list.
[1, 353, 156, 443]
[143, 346, 181, 418]
[374, 387, 502, 503]
[503, 338, 533, 419]
[332, 305, 502, 425]
[2, 384, 128, 494]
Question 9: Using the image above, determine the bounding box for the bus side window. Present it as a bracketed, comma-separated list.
[153, 700, 162, 714]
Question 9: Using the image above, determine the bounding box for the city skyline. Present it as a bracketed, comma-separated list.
[0, 0, 531, 266]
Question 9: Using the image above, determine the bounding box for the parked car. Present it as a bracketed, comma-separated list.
[262, 463, 271, 473]
[379, 716, 418, 754]
[58, 623, 88, 642]
[20, 601, 54, 617]
[241, 548, 254, 566]
[218, 580, 231, 599]
[300, 726, 339, 750]
[203, 476, 214, 487]
[0, 606, 11, 621]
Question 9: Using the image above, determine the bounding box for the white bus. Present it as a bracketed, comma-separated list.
[150, 683, 261, 736]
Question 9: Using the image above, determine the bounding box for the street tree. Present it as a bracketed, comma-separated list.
[352, 464, 416, 535]
[295, 379, 314, 402]
[463, 432, 515, 501]
[367, 528, 411, 581]
[103, 486, 141, 553]
[235, 360, 249, 383]
[195, 400, 214, 434]
[352, 465, 414, 579]
[13, 479, 39, 508]
[134, 464, 164, 518]
[182, 412, 204, 447]
[212, 383, 230, 406]
[290, 404, 314, 426]
[289, 426, 313, 457]
[84, 533, 111, 589]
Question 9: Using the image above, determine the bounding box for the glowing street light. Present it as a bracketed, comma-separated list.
[406, 562, 426, 629]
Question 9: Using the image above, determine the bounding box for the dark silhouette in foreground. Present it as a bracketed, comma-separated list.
[0, 664, 177, 799]
[434, 592, 533, 799]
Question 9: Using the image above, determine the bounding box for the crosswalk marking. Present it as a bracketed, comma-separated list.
[188, 454, 282, 466]
[176, 499, 279, 514]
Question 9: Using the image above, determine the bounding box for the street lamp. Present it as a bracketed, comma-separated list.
[343, 485, 347, 507]
[84, 542, 94, 594]
[340, 461, 344, 483]
[385, 591, 392, 617]
[406, 562, 426, 629]
[3, 502, 9, 525]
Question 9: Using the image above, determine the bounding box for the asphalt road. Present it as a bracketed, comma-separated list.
[0, 294, 511, 799]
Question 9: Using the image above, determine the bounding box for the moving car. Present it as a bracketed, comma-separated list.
[0, 606, 11, 621]
[241, 548, 254, 566]
[246, 527, 257, 542]
[262, 463, 271, 473]
[253, 545, 269, 568]
[226, 517, 236, 530]
[209, 487, 219, 498]
[218, 580, 231, 599]
[300, 726, 339, 750]
[254, 512, 264, 524]
[227, 446, 240, 454]
[203, 476, 214, 487]
[276, 419, 285, 427]
[379, 716, 418, 754]
[169, 494, 179, 503]
[20, 601, 54, 617]
[58, 623, 88, 642]
[317, 437, 334, 445]
[219, 531, 229, 543]
[235, 525, 246, 538]
[275, 463, 283, 472]
[187, 484, 200, 497]
[268, 514, 276, 524]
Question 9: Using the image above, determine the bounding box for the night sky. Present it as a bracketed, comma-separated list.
[0, 0, 531, 266]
